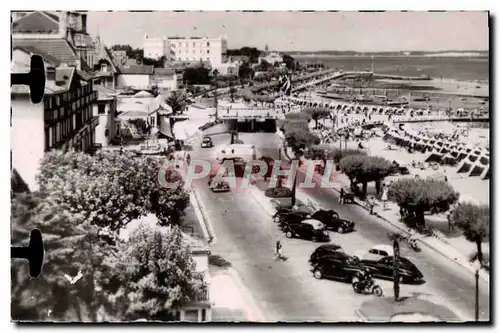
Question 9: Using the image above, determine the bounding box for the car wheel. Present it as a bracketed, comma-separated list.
[273, 215, 280, 223]
[337, 226, 344, 234]
[313, 269, 323, 279]
[351, 256, 360, 265]
[333, 213, 339, 219]
[285, 231, 293, 238]
[373, 285, 383, 297]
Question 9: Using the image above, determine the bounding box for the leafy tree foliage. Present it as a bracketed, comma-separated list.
[238, 62, 255, 80]
[339, 155, 393, 196]
[451, 203, 490, 266]
[258, 59, 272, 72]
[165, 91, 187, 114]
[183, 66, 210, 85]
[303, 107, 330, 129]
[110, 44, 143, 63]
[282, 54, 298, 71]
[226, 47, 262, 63]
[142, 56, 166, 68]
[388, 178, 459, 227]
[106, 225, 206, 321]
[128, 118, 150, 136]
[265, 187, 293, 198]
[11, 192, 113, 321]
[12, 150, 190, 321]
[284, 125, 320, 155]
[37, 150, 189, 232]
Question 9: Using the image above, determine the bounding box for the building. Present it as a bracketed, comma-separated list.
[211, 62, 239, 76]
[144, 35, 167, 59]
[11, 11, 98, 190]
[90, 36, 120, 89]
[11, 60, 98, 190]
[93, 86, 119, 147]
[117, 65, 154, 90]
[152, 68, 178, 91]
[117, 92, 163, 136]
[167, 36, 227, 65]
[111, 50, 127, 67]
[258, 51, 282, 65]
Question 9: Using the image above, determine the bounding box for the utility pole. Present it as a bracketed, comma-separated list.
[475, 269, 480, 321]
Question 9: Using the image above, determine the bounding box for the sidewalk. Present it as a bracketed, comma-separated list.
[279, 143, 489, 282]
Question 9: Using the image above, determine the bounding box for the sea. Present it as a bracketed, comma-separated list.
[294, 56, 489, 83]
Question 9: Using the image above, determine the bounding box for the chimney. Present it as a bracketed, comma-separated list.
[81, 13, 87, 32]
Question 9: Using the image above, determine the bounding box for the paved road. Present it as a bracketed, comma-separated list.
[189, 132, 489, 322]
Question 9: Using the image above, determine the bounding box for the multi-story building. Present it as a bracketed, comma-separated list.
[11, 10, 98, 190]
[144, 35, 167, 59]
[167, 36, 227, 65]
[93, 86, 119, 147]
[152, 68, 178, 91]
[117, 65, 154, 89]
[11, 62, 98, 190]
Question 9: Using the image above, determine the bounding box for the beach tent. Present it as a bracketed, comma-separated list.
[441, 154, 458, 166]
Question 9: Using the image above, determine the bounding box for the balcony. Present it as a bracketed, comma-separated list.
[194, 287, 209, 302]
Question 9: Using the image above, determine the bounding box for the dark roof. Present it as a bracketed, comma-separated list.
[12, 11, 59, 34]
[12, 39, 77, 64]
[76, 69, 92, 81]
[120, 65, 154, 75]
[154, 68, 175, 76]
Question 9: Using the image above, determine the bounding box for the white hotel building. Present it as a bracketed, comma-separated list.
[144, 35, 227, 66]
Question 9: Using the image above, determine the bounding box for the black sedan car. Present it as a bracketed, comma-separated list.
[282, 219, 330, 242]
[360, 256, 425, 284]
[311, 254, 362, 282]
[273, 210, 310, 225]
[309, 244, 346, 266]
[311, 209, 355, 233]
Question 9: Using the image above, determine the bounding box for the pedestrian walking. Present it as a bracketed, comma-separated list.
[274, 240, 284, 260]
[381, 184, 388, 210]
[339, 188, 345, 205]
[368, 196, 375, 215]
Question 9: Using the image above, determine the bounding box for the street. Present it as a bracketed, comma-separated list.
[190, 132, 489, 322]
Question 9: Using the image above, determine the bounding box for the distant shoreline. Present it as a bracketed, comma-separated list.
[292, 54, 488, 58]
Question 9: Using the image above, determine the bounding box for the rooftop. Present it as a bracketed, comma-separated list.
[12, 11, 60, 34]
[12, 38, 78, 65]
[154, 68, 175, 76]
[120, 65, 154, 75]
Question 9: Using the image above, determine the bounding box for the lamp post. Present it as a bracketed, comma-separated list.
[475, 269, 479, 321]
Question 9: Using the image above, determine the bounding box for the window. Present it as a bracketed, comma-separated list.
[98, 104, 106, 115]
[207, 42, 210, 47]
[379, 251, 388, 256]
[193, 42, 195, 47]
[201, 309, 207, 322]
[101, 64, 107, 72]
[368, 249, 378, 255]
[207, 49, 210, 54]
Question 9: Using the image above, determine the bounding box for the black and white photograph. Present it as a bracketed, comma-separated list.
[9, 8, 491, 323]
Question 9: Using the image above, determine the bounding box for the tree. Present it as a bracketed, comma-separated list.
[106, 225, 206, 321]
[284, 125, 320, 155]
[388, 178, 459, 228]
[37, 150, 189, 232]
[128, 118, 150, 136]
[285, 112, 311, 122]
[303, 107, 330, 129]
[451, 203, 490, 266]
[11, 192, 114, 321]
[165, 91, 187, 115]
[238, 62, 254, 80]
[142, 56, 166, 68]
[387, 233, 402, 302]
[258, 59, 271, 72]
[339, 155, 393, 196]
[282, 54, 297, 71]
[183, 66, 210, 85]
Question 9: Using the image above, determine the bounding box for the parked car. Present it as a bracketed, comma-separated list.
[282, 219, 330, 242]
[210, 181, 231, 193]
[309, 244, 346, 266]
[201, 136, 213, 148]
[310, 209, 354, 233]
[353, 245, 394, 263]
[360, 256, 425, 284]
[273, 209, 311, 225]
[311, 254, 362, 282]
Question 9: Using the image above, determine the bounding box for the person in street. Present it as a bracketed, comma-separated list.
[368, 196, 375, 215]
[381, 184, 388, 210]
[274, 240, 283, 260]
[339, 188, 345, 205]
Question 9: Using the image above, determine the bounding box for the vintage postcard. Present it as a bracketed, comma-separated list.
[10, 10, 490, 323]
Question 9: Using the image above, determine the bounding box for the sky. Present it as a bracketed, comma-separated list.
[87, 11, 489, 52]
